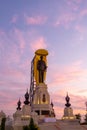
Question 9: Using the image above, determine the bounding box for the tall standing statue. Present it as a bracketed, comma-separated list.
[37, 55, 47, 83]
[33, 49, 48, 85]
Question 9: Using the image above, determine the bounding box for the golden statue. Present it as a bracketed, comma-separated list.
[34, 49, 48, 85]
[37, 55, 47, 83]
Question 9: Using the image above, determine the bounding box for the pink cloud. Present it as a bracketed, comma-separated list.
[19, 58, 31, 70]
[80, 9, 87, 16]
[54, 0, 86, 29]
[30, 37, 47, 51]
[0, 28, 47, 116]
[14, 28, 25, 53]
[0, 30, 5, 35]
[0, 43, 18, 66]
[47, 60, 87, 87]
[3, 43, 21, 65]
[0, 88, 28, 116]
[0, 99, 18, 116]
[75, 24, 85, 33]
[54, 12, 76, 28]
[66, 0, 82, 11]
[50, 91, 86, 118]
[54, 106, 64, 118]
[25, 15, 47, 25]
[0, 81, 28, 116]
[0, 28, 26, 65]
[0, 68, 28, 83]
[11, 15, 18, 23]
[47, 60, 87, 118]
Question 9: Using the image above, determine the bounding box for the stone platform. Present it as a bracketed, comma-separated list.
[39, 120, 87, 130]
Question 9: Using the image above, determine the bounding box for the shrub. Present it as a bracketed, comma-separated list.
[23, 118, 40, 130]
[1, 118, 6, 130]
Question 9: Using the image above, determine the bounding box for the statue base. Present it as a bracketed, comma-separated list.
[32, 83, 55, 117]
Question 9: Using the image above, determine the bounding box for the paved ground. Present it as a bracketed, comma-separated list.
[39, 120, 87, 130]
[39, 122, 60, 130]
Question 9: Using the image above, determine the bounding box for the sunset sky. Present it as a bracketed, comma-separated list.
[0, 0, 87, 118]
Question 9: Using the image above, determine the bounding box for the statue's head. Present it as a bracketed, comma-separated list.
[40, 55, 43, 60]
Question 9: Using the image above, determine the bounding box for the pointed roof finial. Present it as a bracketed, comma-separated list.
[65, 92, 71, 107]
[17, 98, 21, 110]
[24, 89, 30, 105]
[51, 100, 54, 107]
[67, 92, 68, 96]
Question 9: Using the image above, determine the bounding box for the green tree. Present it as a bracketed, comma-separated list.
[1, 118, 6, 130]
[75, 113, 81, 121]
[29, 118, 35, 130]
[23, 118, 40, 130]
[23, 125, 29, 130]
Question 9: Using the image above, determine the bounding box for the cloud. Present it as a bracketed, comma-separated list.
[19, 58, 31, 70]
[48, 59, 87, 118]
[66, 0, 82, 11]
[80, 9, 87, 17]
[75, 24, 85, 33]
[30, 37, 47, 51]
[14, 28, 26, 54]
[0, 30, 5, 35]
[54, 12, 76, 28]
[78, 89, 87, 93]
[0, 28, 32, 68]
[0, 29, 25, 66]
[0, 22, 87, 118]
[54, 0, 87, 30]
[0, 28, 31, 116]
[25, 15, 47, 25]
[47, 60, 85, 87]
[50, 90, 86, 118]
[11, 15, 18, 23]
[0, 78, 28, 116]
[0, 68, 27, 83]
[0, 67, 29, 109]
[53, 0, 82, 28]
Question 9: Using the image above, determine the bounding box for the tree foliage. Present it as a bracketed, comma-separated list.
[75, 113, 81, 120]
[23, 118, 40, 130]
[1, 118, 6, 130]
